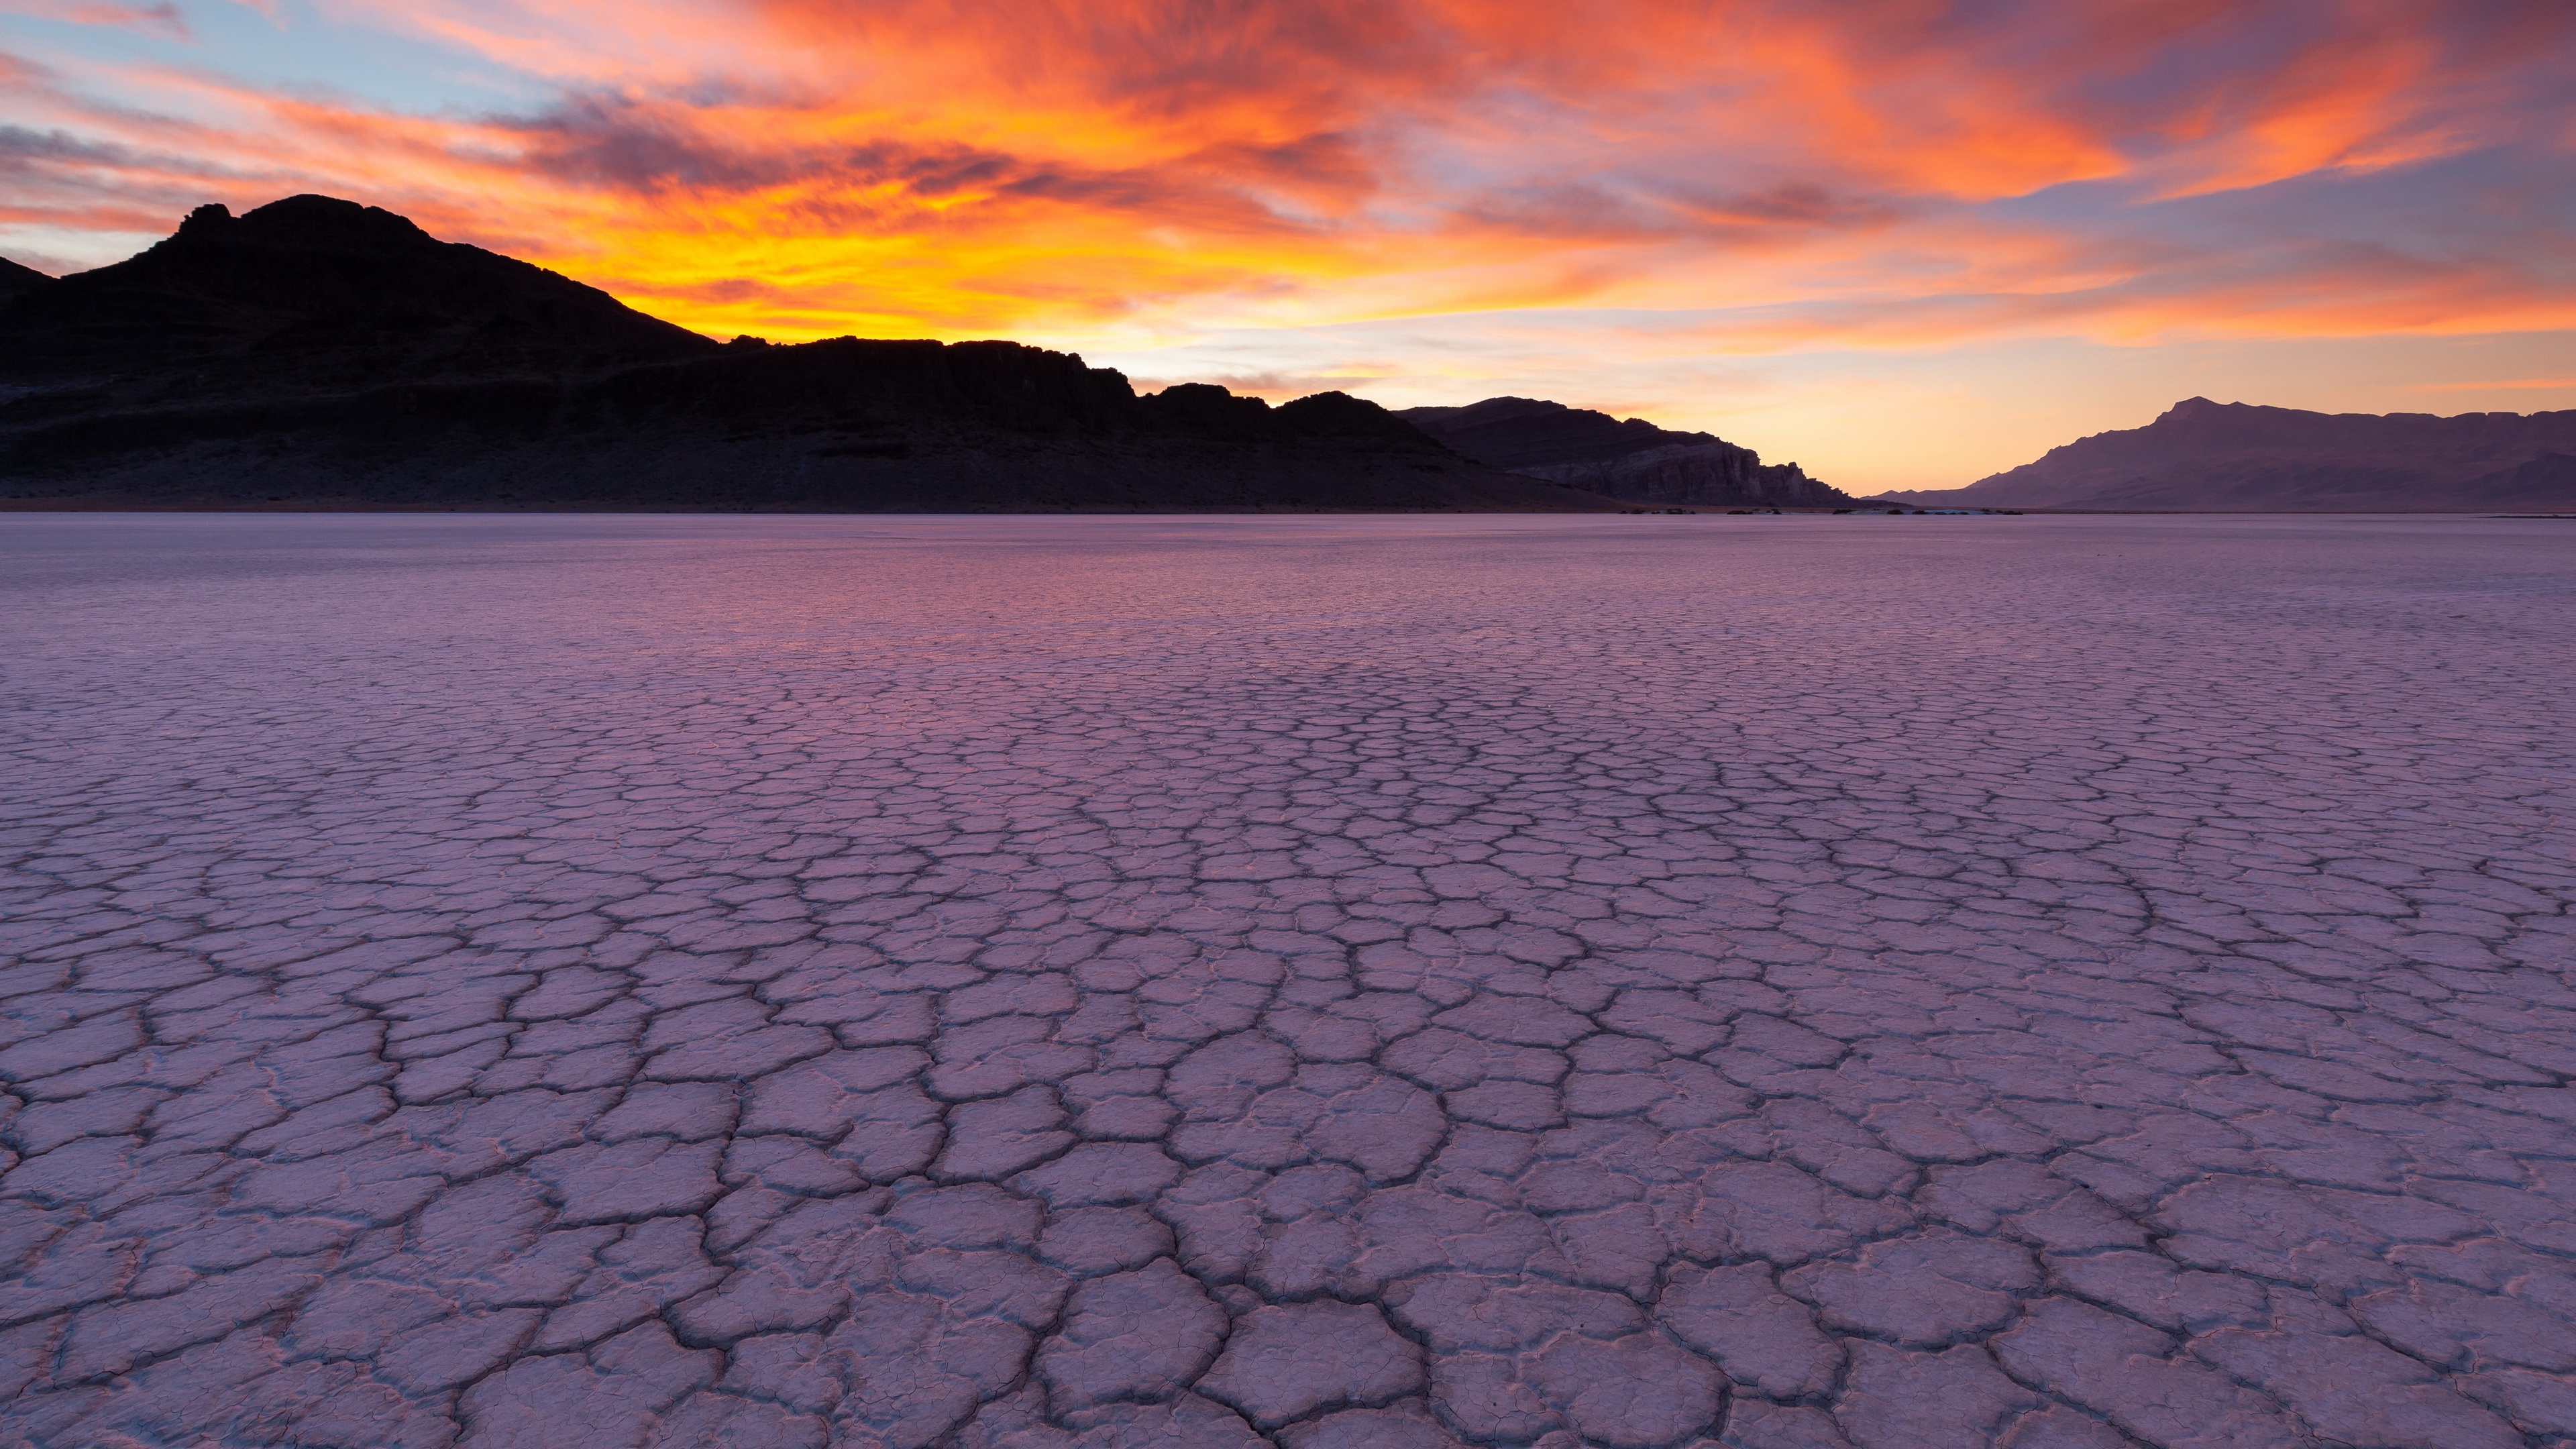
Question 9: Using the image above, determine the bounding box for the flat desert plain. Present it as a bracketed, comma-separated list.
[1, 512, 2570, 1449]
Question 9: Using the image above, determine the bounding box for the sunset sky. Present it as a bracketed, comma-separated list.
[3, 0, 2571, 491]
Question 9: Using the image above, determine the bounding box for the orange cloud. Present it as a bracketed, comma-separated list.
[1, 0, 2569, 354]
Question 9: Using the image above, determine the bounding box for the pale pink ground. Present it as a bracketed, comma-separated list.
[1, 513, 2571, 1449]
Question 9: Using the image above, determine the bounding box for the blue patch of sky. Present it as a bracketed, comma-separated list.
[2, 0, 557, 115]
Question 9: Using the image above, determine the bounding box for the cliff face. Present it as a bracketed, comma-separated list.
[1892, 397, 2576, 510]
[0, 199, 1616, 513]
[1401, 396, 1846, 507]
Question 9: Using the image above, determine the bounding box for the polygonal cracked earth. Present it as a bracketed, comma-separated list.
[1, 513, 2571, 1449]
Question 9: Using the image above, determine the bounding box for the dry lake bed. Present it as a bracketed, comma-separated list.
[1, 511, 2571, 1449]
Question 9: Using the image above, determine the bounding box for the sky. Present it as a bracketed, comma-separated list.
[3, 0, 2573, 492]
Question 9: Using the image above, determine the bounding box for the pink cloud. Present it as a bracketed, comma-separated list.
[0, 0, 2569, 352]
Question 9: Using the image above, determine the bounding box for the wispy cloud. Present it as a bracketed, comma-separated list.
[2410, 376, 2576, 391]
[1, 0, 185, 38]
[0, 0, 2569, 356]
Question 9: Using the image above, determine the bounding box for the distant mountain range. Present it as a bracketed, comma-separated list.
[1880, 396, 2576, 511]
[0, 197, 1822, 513]
[1400, 397, 1847, 508]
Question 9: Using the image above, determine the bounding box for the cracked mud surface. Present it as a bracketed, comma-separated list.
[3, 511, 2572, 1449]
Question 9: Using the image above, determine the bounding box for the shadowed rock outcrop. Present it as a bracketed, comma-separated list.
[1401, 396, 1848, 507]
[1884, 396, 2576, 511]
[0, 199, 1617, 513]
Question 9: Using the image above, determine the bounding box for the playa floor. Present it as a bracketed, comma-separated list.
[3, 512, 2571, 1449]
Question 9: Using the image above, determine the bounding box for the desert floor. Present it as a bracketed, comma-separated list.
[3, 512, 2569, 1449]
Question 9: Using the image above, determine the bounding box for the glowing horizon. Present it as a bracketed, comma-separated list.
[5, 0, 2572, 490]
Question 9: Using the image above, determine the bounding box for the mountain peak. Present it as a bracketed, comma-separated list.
[1, 193, 713, 382]
[162, 195, 447, 255]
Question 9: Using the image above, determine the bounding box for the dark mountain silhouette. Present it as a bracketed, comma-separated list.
[1400, 396, 1845, 508]
[0, 197, 1615, 513]
[1, 196, 714, 385]
[0, 258, 50, 306]
[1880, 397, 2576, 511]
